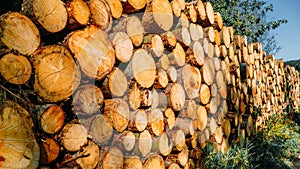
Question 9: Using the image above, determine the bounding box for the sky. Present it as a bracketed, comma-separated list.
[264, 0, 300, 61]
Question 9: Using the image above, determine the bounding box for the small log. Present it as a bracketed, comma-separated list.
[89, 0, 112, 30]
[169, 83, 186, 111]
[0, 53, 32, 85]
[121, 0, 146, 14]
[172, 129, 186, 151]
[90, 114, 113, 145]
[196, 105, 207, 131]
[112, 131, 136, 152]
[123, 156, 143, 169]
[73, 84, 104, 116]
[168, 43, 186, 67]
[171, 0, 185, 17]
[154, 68, 169, 89]
[164, 108, 176, 130]
[161, 31, 177, 49]
[201, 57, 215, 86]
[102, 67, 128, 98]
[128, 109, 148, 132]
[180, 64, 201, 99]
[213, 12, 223, 31]
[185, 4, 197, 23]
[220, 26, 231, 48]
[32, 45, 81, 102]
[39, 137, 60, 165]
[204, 27, 215, 43]
[0, 12, 40, 55]
[66, 0, 90, 30]
[102, 146, 124, 169]
[36, 105, 65, 134]
[67, 25, 115, 80]
[199, 83, 210, 105]
[127, 82, 142, 110]
[149, 108, 165, 136]
[195, 0, 206, 22]
[131, 49, 156, 88]
[174, 118, 195, 136]
[143, 154, 165, 169]
[104, 99, 130, 132]
[142, 0, 173, 33]
[202, 2, 214, 27]
[143, 34, 164, 57]
[76, 141, 99, 169]
[61, 123, 88, 152]
[111, 32, 133, 62]
[172, 27, 191, 48]
[186, 41, 205, 67]
[189, 23, 203, 41]
[139, 130, 152, 157]
[103, 0, 123, 18]
[156, 53, 170, 70]
[167, 66, 178, 83]
[166, 147, 188, 166]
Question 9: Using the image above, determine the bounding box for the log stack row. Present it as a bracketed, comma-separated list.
[0, 0, 299, 168]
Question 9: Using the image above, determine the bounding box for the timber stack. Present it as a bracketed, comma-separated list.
[0, 0, 299, 168]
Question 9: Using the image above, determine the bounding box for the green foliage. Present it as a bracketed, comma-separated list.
[200, 0, 287, 54]
[285, 59, 300, 74]
[250, 113, 300, 169]
[204, 140, 257, 169]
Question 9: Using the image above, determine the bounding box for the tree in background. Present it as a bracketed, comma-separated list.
[189, 0, 287, 54]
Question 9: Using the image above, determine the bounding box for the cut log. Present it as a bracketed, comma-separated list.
[174, 118, 195, 136]
[172, 27, 191, 48]
[121, 0, 147, 14]
[128, 109, 148, 132]
[186, 41, 205, 67]
[195, 0, 206, 22]
[33, 45, 81, 102]
[143, 34, 164, 57]
[171, 0, 185, 17]
[199, 83, 210, 105]
[76, 141, 99, 169]
[169, 83, 186, 111]
[102, 67, 128, 97]
[90, 114, 113, 145]
[151, 89, 160, 108]
[67, 25, 115, 80]
[172, 129, 186, 151]
[204, 27, 215, 43]
[103, 0, 123, 18]
[0, 53, 32, 85]
[213, 12, 223, 31]
[158, 132, 173, 156]
[197, 105, 207, 130]
[167, 66, 178, 83]
[22, 0, 67, 33]
[202, 2, 214, 27]
[89, 0, 112, 30]
[214, 126, 223, 144]
[73, 84, 104, 116]
[220, 26, 231, 48]
[189, 23, 203, 41]
[113, 131, 136, 152]
[66, 0, 90, 30]
[39, 137, 60, 165]
[102, 146, 124, 169]
[61, 123, 88, 152]
[131, 49, 156, 88]
[164, 108, 176, 129]
[139, 130, 152, 157]
[149, 108, 165, 136]
[0, 101, 40, 169]
[104, 99, 130, 132]
[111, 32, 133, 62]
[143, 154, 165, 169]
[36, 105, 65, 134]
[201, 57, 215, 86]
[185, 4, 197, 23]
[142, 0, 173, 33]
[127, 82, 142, 110]
[156, 53, 170, 70]
[124, 156, 143, 169]
[169, 43, 186, 67]
[0, 12, 40, 55]
[180, 64, 201, 99]
[161, 31, 177, 49]
[168, 163, 181, 169]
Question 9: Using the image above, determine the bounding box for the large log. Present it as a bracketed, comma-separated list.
[89, 0, 112, 30]
[0, 101, 40, 169]
[66, 0, 90, 30]
[32, 45, 81, 102]
[67, 25, 115, 80]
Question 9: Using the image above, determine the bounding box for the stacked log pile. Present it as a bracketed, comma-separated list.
[0, 0, 299, 168]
